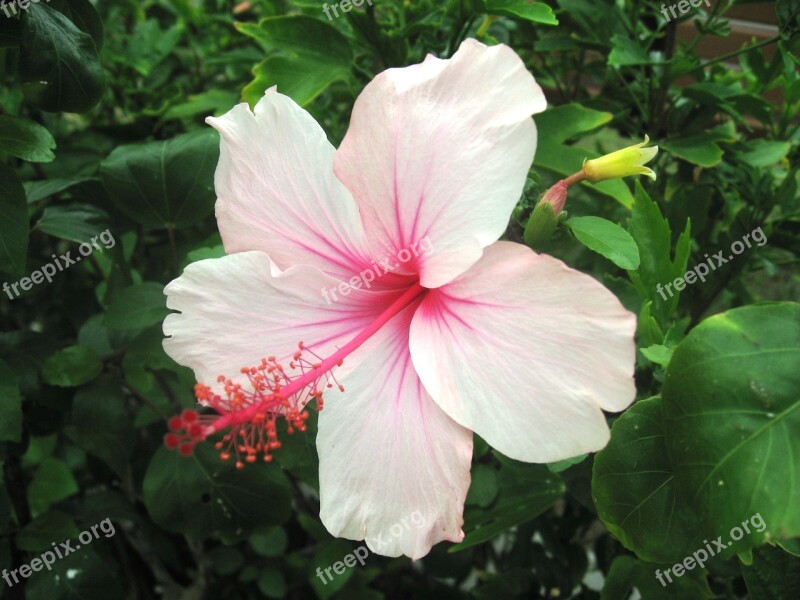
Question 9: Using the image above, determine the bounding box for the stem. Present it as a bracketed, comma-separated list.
[563, 171, 586, 187]
[684, 35, 780, 75]
[475, 15, 494, 38]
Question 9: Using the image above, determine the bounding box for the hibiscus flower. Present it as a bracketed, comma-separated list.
[162, 38, 636, 559]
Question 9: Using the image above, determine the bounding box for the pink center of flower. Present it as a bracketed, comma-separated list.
[164, 281, 426, 468]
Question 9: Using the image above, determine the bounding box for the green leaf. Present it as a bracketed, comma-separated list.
[105, 282, 169, 331]
[71, 376, 134, 477]
[608, 33, 654, 66]
[0, 115, 56, 162]
[640, 343, 674, 366]
[465, 464, 499, 508]
[534, 104, 635, 208]
[18, 2, 105, 113]
[42, 345, 103, 387]
[250, 526, 288, 557]
[0, 359, 23, 443]
[601, 556, 713, 600]
[627, 182, 691, 323]
[123, 19, 183, 77]
[26, 547, 125, 599]
[48, 0, 105, 50]
[0, 164, 29, 277]
[593, 397, 701, 563]
[142, 445, 293, 542]
[258, 566, 287, 598]
[450, 458, 565, 552]
[309, 539, 358, 598]
[16, 510, 79, 552]
[566, 216, 641, 270]
[208, 545, 245, 575]
[660, 122, 736, 168]
[24, 176, 93, 204]
[777, 0, 800, 40]
[27, 458, 79, 516]
[100, 129, 218, 230]
[663, 303, 800, 553]
[36, 204, 109, 244]
[236, 16, 353, 107]
[163, 89, 238, 120]
[482, 0, 558, 25]
[743, 545, 800, 600]
[547, 453, 587, 473]
[735, 140, 792, 167]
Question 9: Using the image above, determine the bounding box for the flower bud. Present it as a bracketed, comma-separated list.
[539, 180, 567, 215]
[582, 135, 658, 183]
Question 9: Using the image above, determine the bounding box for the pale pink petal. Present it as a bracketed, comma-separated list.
[163, 251, 398, 392]
[318, 306, 473, 560]
[206, 88, 372, 281]
[334, 39, 547, 288]
[409, 242, 636, 463]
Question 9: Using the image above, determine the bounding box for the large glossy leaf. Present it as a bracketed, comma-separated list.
[48, 0, 104, 49]
[236, 16, 352, 107]
[143, 445, 293, 542]
[601, 556, 713, 600]
[18, 2, 105, 113]
[100, 129, 218, 230]
[0, 114, 56, 162]
[663, 303, 800, 553]
[593, 397, 701, 563]
[0, 164, 29, 277]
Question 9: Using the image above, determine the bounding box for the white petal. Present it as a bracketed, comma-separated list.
[207, 88, 372, 281]
[334, 39, 546, 288]
[163, 251, 397, 391]
[409, 242, 636, 462]
[318, 306, 473, 559]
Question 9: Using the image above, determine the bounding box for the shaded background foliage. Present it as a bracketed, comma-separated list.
[0, 0, 799, 598]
